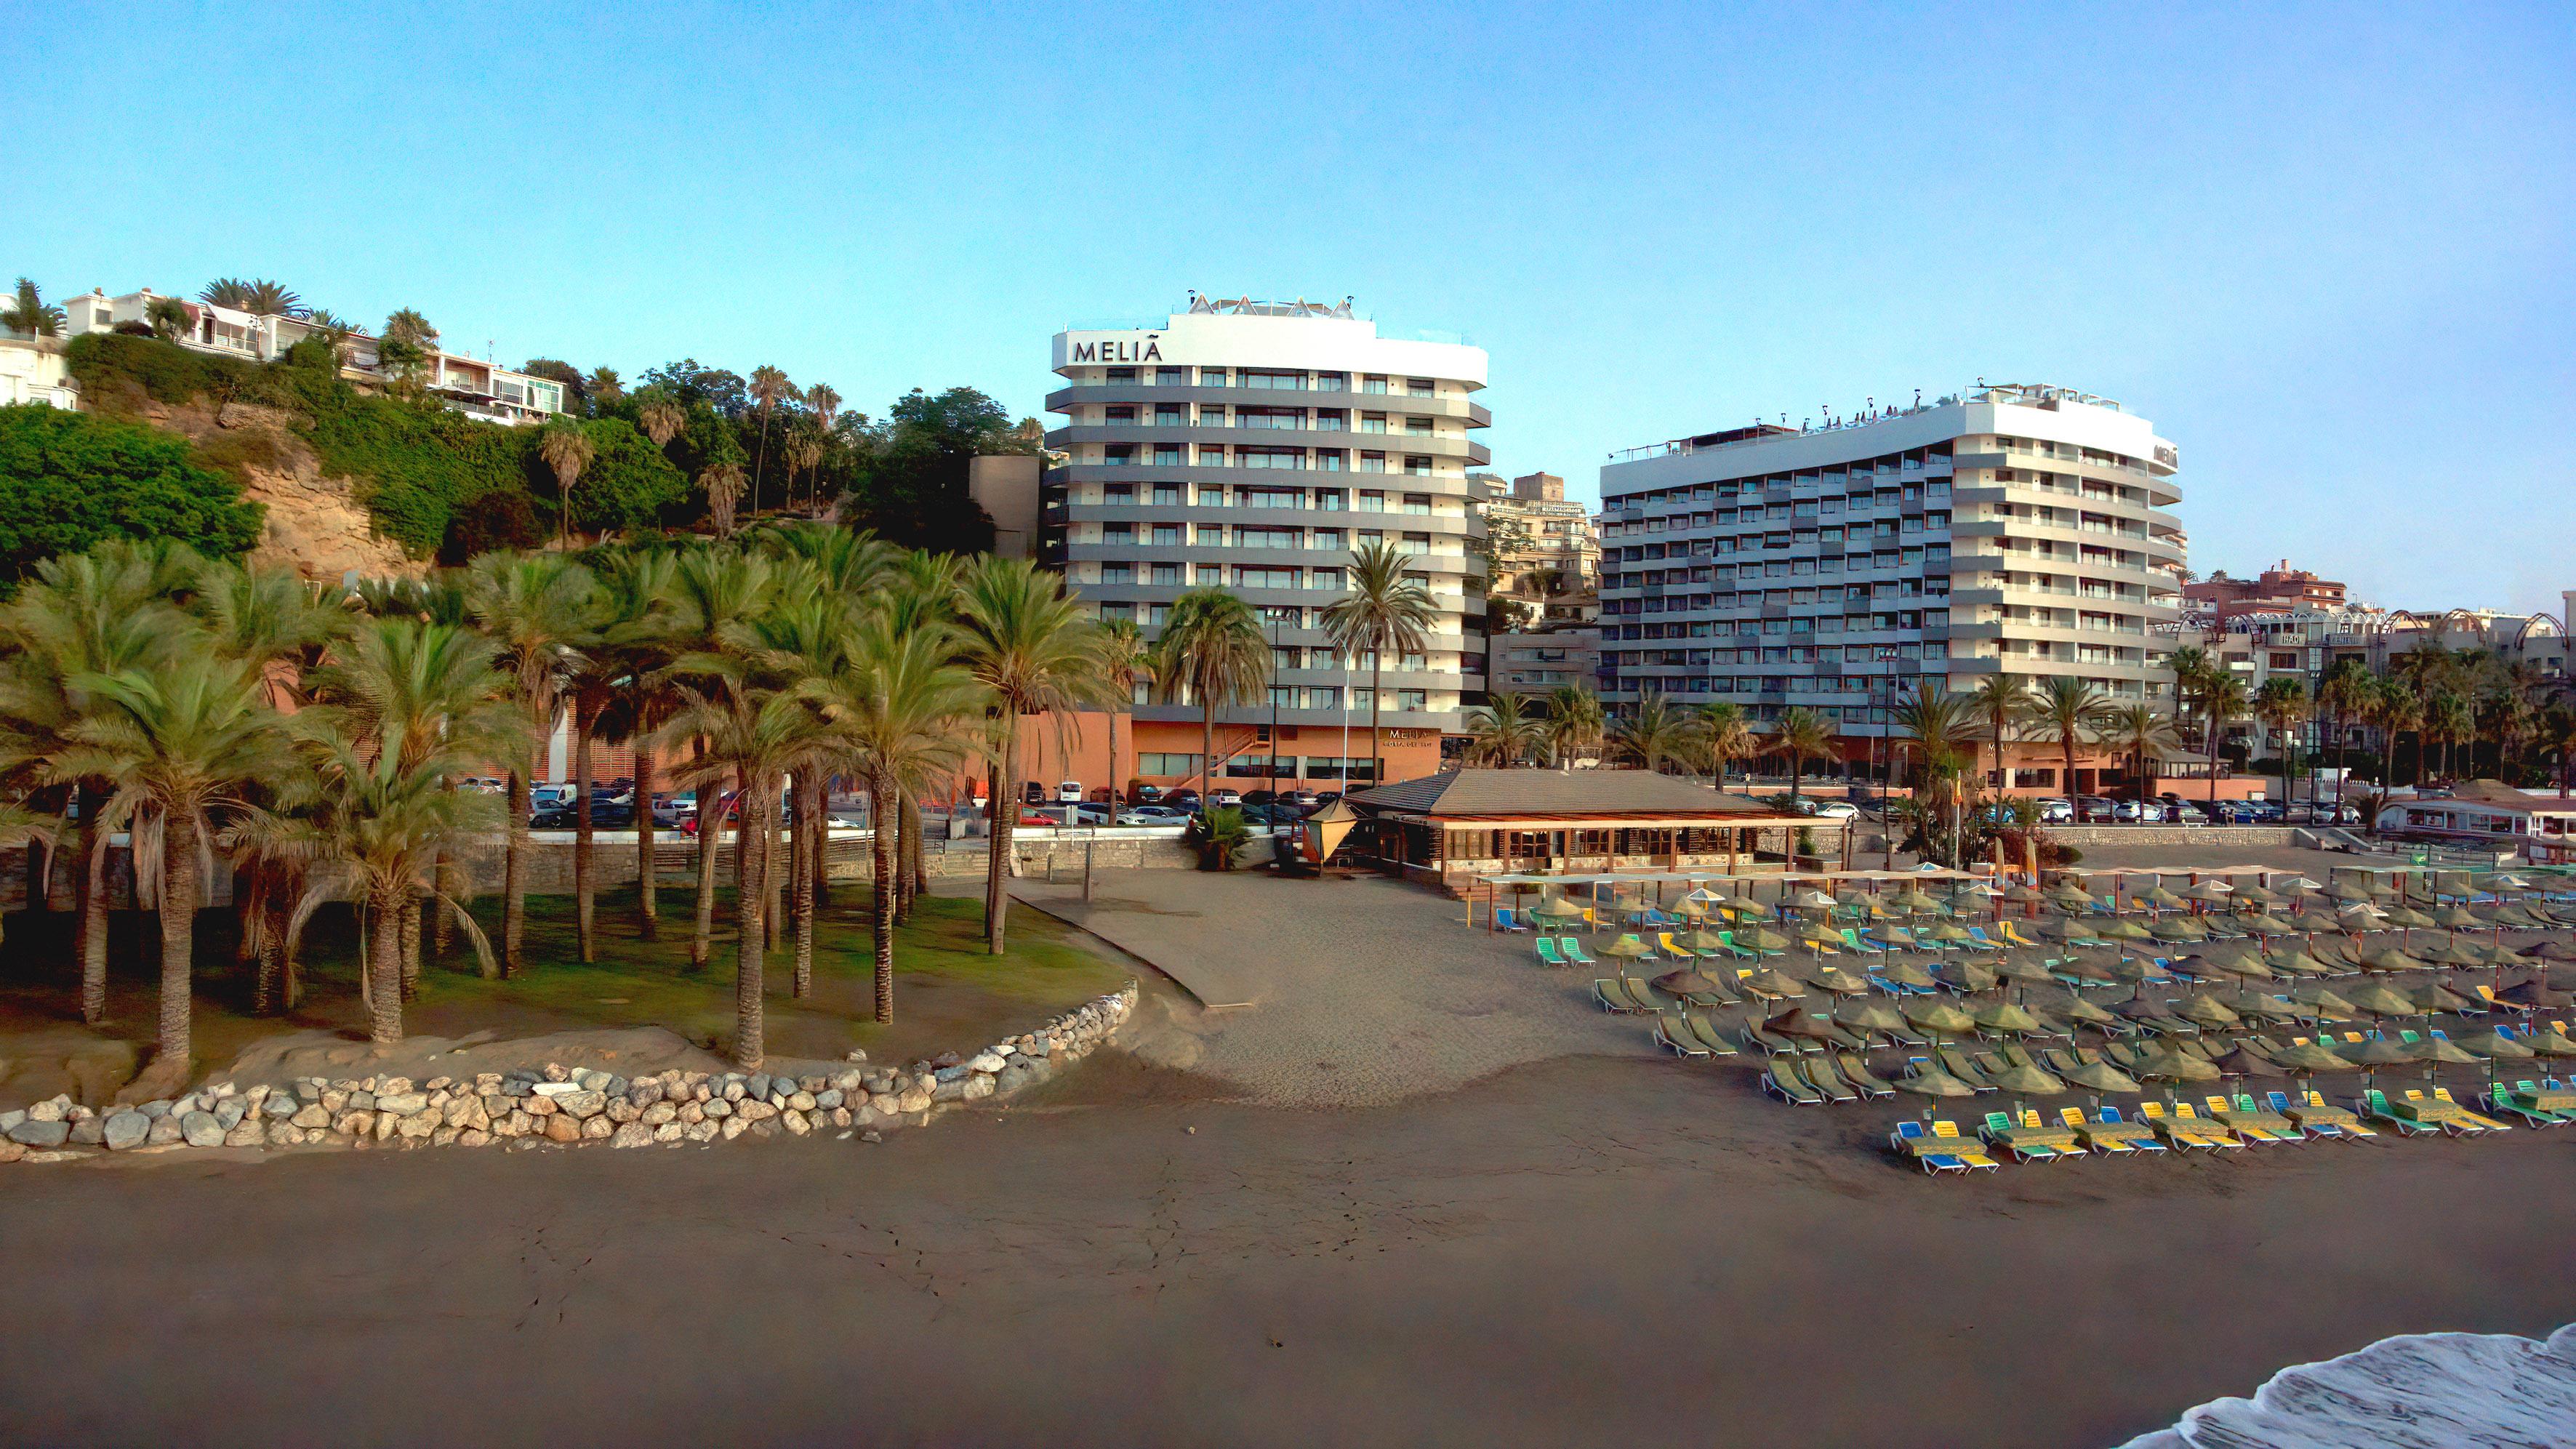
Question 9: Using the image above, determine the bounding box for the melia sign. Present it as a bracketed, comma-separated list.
[1068, 335, 1163, 364]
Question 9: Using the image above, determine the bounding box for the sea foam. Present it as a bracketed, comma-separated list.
[2118, 1323, 2576, 1448]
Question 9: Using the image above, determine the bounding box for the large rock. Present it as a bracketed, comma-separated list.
[557, 1091, 607, 1120]
[542, 1115, 582, 1144]
[610, 1123, 654, 1149]
[225, 1120, 268, 1148]
[7, 1120, 71, 1149]
[580, 1115, 613, 1140]
[68, 1117, 105, 1147]
[101, 1111, 151, 1151]
[374, 1093, 428, 1117]
[145, 1115, 184, 1147]
[179, 1112, 226, 1148]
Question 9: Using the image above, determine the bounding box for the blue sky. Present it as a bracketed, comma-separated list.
[19, 2, 2572, 613]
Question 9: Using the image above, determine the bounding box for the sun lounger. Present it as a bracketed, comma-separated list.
[2394, 1088, 2479, 1136]
[1891, 1118, 1970, 1173]
[1741, 1023, 1800, 1056]
[1683, 1012, 1741, 1057]
[1535, 937, 1567, 967]
[1592, 977, 1649, 1014]
[1837, 1053, 1895, 1099]
[2056, 1105, 2129, 1154]
[2429, 1087, 2513, 1133]
[1999, 921, 2039, 948]
[1763, 1059, 1826, 1105]
[1802, 1053, 1863, 1104]
[2481, 1080, 2571, 1127]
[2136, 1099, 2226, 1150]
[2273, 1088, 2372, 1139]
[1935, 1046, 1997, 1091]
[1839, 928, 1887, 955]
[2212, 1093, 2303, 1144]
[1972, 1049, 2013, 1080]
[2087, 1105, 2169, 1153]
[1657, 931, 1698, 961]
[2359, 1088, 2435, 1135]
[1927, 1117, 2001, 1169]
[1559, 937, 1597, 966]
[1712, 931, 1759, 961]
[1653, 1011, 1710, 1059]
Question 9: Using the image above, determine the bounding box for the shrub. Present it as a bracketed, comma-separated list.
[63, 332, 270, 411]
[305, 391, 531, 555]
[1184, 806, 1251, 870]
[0, 404, 263, 585]
[441, 488, 547, 563]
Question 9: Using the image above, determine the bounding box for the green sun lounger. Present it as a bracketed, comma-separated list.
[1535, 938, 1567, 967]
[1763, 1059, 1826, 1105]
[1653, 1011, 1711, 1060]
[1559, 937, 1597, 966]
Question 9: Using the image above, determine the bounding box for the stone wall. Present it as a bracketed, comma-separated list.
[0, 984, 1138, 1166]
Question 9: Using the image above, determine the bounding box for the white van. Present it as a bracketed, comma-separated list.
[1056, 780, 1083, 803]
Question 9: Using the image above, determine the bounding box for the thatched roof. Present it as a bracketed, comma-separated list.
[1347, 768, 1794, 822]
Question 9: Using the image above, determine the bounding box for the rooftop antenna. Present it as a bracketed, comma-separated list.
[1914, 388, 1922, 408]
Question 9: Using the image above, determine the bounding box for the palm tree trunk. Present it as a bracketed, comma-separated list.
[1369, 655, 1385, 787]
[871, 769, 897, 1025]
[808, 769, 830, 913]
[77, 807, 110, 1026]
[156, 809, 198, 1081]
[400, 888, 422, 999]
[792, 777, 816, 999]
[690, 785, 719, 974]
[2061, 731, 2077, 809]
[574, 705, 596, 963]
[370, 887, 406, 1045]
[1108, 710, 1122, 828]
[763, 809, 783, 953]
[984, 722, 1016, 955]
[634, 747, 659, 942]
[2205, 713, 2219, 809]
[898, 789, 923, 923]
[502, 763, 529, 978]
[734, 774, 771, 1069]
[256, 898, 289, 1016]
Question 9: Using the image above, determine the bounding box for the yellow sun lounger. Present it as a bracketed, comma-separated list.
[2137, 1099, 2231, 1150]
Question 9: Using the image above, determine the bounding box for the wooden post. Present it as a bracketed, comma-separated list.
[1083, 838, 1094, 902]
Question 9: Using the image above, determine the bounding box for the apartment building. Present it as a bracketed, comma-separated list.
[1476, 470, 1601, 627]
[1035, 294, 1491, 791]
[58, 288, 566, 425]
[1597, 383, 2187, 793]
[0, 336, 76, 407]
[2183, 561, 2346, 622]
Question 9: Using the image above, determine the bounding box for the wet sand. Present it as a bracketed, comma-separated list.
[1, 1052, 2570, 1448]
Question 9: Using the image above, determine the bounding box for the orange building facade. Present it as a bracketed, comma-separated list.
[1006, 710, 1445, 802]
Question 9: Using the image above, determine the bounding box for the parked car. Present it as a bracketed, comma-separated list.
[1125, 804, 1187, 822]
[534, 800, 635, 829]
[1285, 790, 1321, 808]
[650, 792, 697, 827]
[2074, 795, 2117, 823]
[1165, 789, 1202, 811]
[1797, 799, 1861, 821]
[2111, 799, 2152, 823]
[1019, 808, 1062, 826]
[1241, 790, 1277, 807]
[1056, 780, 1083, 804]
[2037, 798, 2074, 824]
[1209, 788, 1243, 808]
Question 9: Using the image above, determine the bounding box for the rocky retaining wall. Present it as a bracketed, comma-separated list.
[2050, 826, 2300, 848]
[0, 983, 1138, 1168]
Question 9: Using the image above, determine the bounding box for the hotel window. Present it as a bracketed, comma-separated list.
[1400, 493, 1432, 515]
[1199, 367, 1228, 386]
[1314, 449, 1346, 471]
[1236, 566, 1300, 588]
[1104, 483, 1134, 503]
[1272, 646, 1303, 671]
[1104, 444, 1135, 465]
[1261, 605, 1302, 626]
[1149, 524, 1181, 546]
[1100, 563, 1133, 584]
[1397, 689, 1429, 711]
[1405, 377, 1434, 396]
[1146, 603, 1171, 625]
[1102, 523, 1135, 545]
[1152, 404, 1184, 425]
[1240, 406, 1303, 430]
[1357, 491, 1387, 513]
[1310, 567, 1345, 590]
[1150, 563, 1181, 585]
[1194, 563, 1225, 584]
[1404, 456, 1432, 475]
[1313, 488, 1345, 510]
[1198, 406, 1228, 425]
[1315, 371, 1348, 390]
[1312, 409, 1346, 431]
[1242, 369, 1304, 390]
[1360, 412, 1389, 433]
[1359, 451, 1388, 473]
[1240, 527, 1298, 549]
[1198, 446, 1227, 465]
[1151, 483, 1183, 505]
[1306, 686, 1341, 710]
[1153, 366, 1186, 385]
[1361, 374, 1389, 394]
[1405, 415, 1433, 435]
[1356, 529, 1384, 548]
[1243, 486, 1303, 508]
[1151, 444, 1181, 465]
[1107, 367, 1136, 382]
[1106, 404, 1136, 424]
[1312, 528, 1344, 551]
[1137, 752, 1200, 776]
[1196, 484, 1226, 505]
[1398, 532, 1430, 555]
[1241, 446, 1304, 470]
[1099, 602, 1135, 623]
[1195, 524, 1225, 545]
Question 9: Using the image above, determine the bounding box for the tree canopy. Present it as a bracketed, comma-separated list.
[0, 404, 263, 584]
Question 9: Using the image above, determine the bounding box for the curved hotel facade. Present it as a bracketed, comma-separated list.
[1597, 383, 2188, 793]
[1038, 297, 1490, 792]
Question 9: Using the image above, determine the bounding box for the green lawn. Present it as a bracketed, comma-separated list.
[0, 887, 1128, 1075]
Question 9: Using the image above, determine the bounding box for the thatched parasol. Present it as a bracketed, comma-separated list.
[1897, 1064, 1978, 1098]
[2035, 990, 2118, 1027]
[2061, 1059, 2140, 1093]
[2104, 955, 2172, 984]
[1924, 922, 1974, 944]
[1835, 1000, 1906, 1035]
[2056, 955, 2118, 985]
[2498, 978, 2576, 1011]
[1742, 968, 1807, 1000]
[1971, 1001, 2042, 1035]
[1810, 966, 1871, 997]
[1986, 1062, 2066, 1098]
[2220, 992, 2300, 1023]
[2244, 912, 2304, 936]
[2098, 919, 2156, 942]
[2111, 989, 2178, 1023]
[2433, 906, 2486, 931]
[1765, 1007, 1864, 1051]
[2210, 1044, 2286, 1077]
[2142, 886, 2188, 909]
[2452, 1028, 2535, 1060]
[2002, 884, 2047, 904]
[2204, 950, 2274, 980]
[1893, 888, 1945, 913]
[2043, 917, 2101, 943]
[2265, 947, 2334, 977]
[2412, 982, 2481, 1015]
[2535, 940, 2576, 963]
[1877, 959, 1937, 990]
[2130, 1048, 2222, 1083]
[2422, 940, 2488, 968]
[1902, 999, 1978, 1035]
[1682, 928, 1733, 953]
[1531, 898, 1588, 923]
[2360, 947, 2427, 974]
[2271, 1040, 2353, 1074]
[1744, 926, 1791, 952]
[2476, 943, 2537, 969]
[2327, 881, 2374, 903]
[1989, 954, 2054, 984]
[2175, 994, 2243, 1028]
[2291, 984, 2359, 1016]
[1933, 960, 1998, 995]
[2289, 910, 2347, 934]
[2343, 982, 2420, 1021]
[2233, 885, 2282, 907]
[2181, 881, 2237, 904]
[1651, 968, 1726, 996]
[2410, 1035, 2481, 1066]
[2148, 918, 2207, 944]
[2380, 905, 2438, 930]
[2519, 1027, 2576, 1057]
[1599, 934, 1650, 958]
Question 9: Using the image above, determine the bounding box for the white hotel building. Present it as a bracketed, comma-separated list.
[1038, 297, 1490, 788]
[1597, 383, 2188, 791]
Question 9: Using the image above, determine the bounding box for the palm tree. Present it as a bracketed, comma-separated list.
[561, 553, 670, 964]
[1462, 693, 1544, 766]
[57, 652, 297, 1091]
[803, 384, 843, 515]
[803, 611, 976, 1024]
[702, 462, 747, 537]
[145, 297, 190, 344]
[2023, 675, 2110, 803]
[2425, 686, 2474, 783]
[746, 364, 793, 520]
[1890, 686, 1984, 866]
[2199, 673, 2249, 808]
[2098, 704, 2183, 805]
[1097, 619, 1151, 824]
[1690, 700, 1754, 785]
[1320, 541, 1436, 789]
[1151, 588, 1270, 811]
[660, 547, 779, 971]
[2537, 703, 2576, 798]
[538, 416, 595, 547]
[380, 307, 437, 348]
[2317, 658, 2374, 796]
[464, 551, 595, 976]
[784, 428, 825, 521]
[1608, 691, 1691, 774]
[587, 367, 623, 410]
[637, 388, 686, 449]
[2377, 678, 2424, 787]
[953, 556, 1104, 955]
[3, 278, 65, 337]
[1764, 706, 1839, 814]
[1967, 674, 2028, 795]
[200, 278, 307, 318]
[1542, 685, 1603, 768]
[2254, 676, 2307, 808]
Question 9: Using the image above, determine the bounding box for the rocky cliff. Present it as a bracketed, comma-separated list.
[136, 398, 421, 582]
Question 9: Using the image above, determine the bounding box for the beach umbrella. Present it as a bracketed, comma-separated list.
[2055, 955, 2118, 986]
[2433, 906, 2485, 932]
[2220, 992, 2300, 1024]
[2140, 886, 2188, 910]
[1971, 1001, 2042, 1035]
[1744, 927, 1791, 952]
[2146, 918, 2205, 944]
[2061, 1059, 2140, 1094]
[2519, 1026, 2576, 1057]
[2002, 884, 2047, 904]
[2476, 943, 2536, 969]
[1897, 1064, 1978, 1099]
[2030, 990, 2115, 1028]
[1986, 1061, 2067, 1099]
[2497, 978, 2576, 1011]
[2233, 885, 2282, 907]
[1989, 954, 2053, 984]
[1835, 1000, 1906, 1037]
[2130, 1048, 2222, 1083]
[2412, 982, 2481, 1016]
[1672, 898, 1709, 920]
[2242, 912, 2303, 936]
[1682, 928, 1732, 954]
[2347, 1034, 2415, 1091]
[1877, 960, 1937, 991]
[2344, 982, 2419, 1021]
[2042, 917, 2100, 943]
[1797, 927, 1845, 955]
[2452, 1028, 2535, 1061]
[1923, 922, 1974, 945]
[2360, 947, 2427, 974]
[2111, 988, 2177, 1024]
[1682, 887, 1723, 904]
[1717, 894, 1772, 918]
[2289, 910, 2346, 934]
[1742, 968, 1806, 1000]
[2103, 954, 2170, 984]
[2265, 947, 2333, 977]
[2097, 918, 2155, 942]
[2291, 984, 2359, 1017]
[1933, 960, 1998, 995]
[2327, 881, 2372, 903]
[1531, 897, 1586, 924]
[2210, 1044, 2286, 1078]
[2411, 1035, 2481, 1067]
[2180, 880, 2236, 904]
[1902, 999, 1978, 1035]
[1600, 934, 1650, 958]
[2380, 905, 2437, 931]
[1791, 888, 1839, 911]
[2175, 994, 2243, 1028]
[2535, 940, 2576, 963]
[1651, 968, 1725, 996]
[1765, 1007, 1864, 1051]
[1893, 888, 1945, 912]
[2205, 949, 2274, 980]
[2271, 1040, 2353, 1074]
[1810, 966, 1871, 997]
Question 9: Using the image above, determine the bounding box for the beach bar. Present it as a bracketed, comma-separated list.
[1344, 768, 1839, 895]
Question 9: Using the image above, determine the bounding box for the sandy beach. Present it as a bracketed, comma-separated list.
[2, 1050, 2569, 1448]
